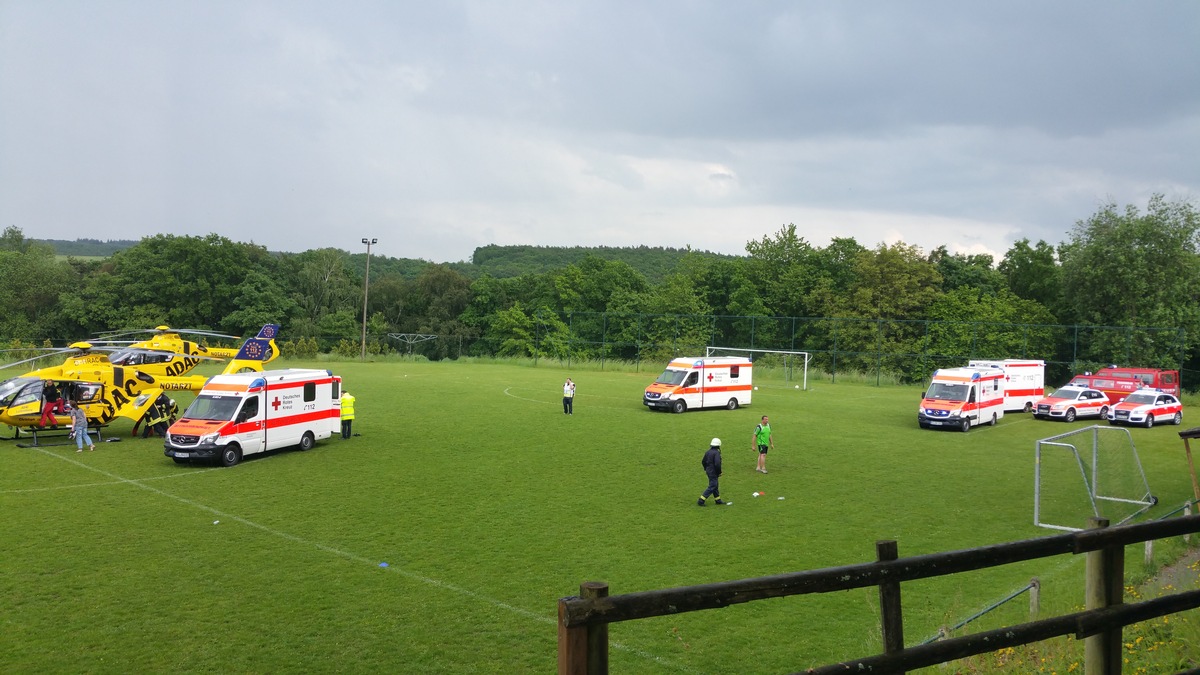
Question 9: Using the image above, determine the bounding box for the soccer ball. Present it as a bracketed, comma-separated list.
[754, 386, 758, 391]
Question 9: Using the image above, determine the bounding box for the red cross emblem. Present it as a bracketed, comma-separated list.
[707, 373, 714, 382]
[271, 397, 282, 411]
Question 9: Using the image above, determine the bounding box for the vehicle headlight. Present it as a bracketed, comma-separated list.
[199, 432, 220, 445]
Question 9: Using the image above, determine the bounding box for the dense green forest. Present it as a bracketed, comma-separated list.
[5, 195, 1199, 385]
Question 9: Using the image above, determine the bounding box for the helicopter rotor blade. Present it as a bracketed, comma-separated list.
[0, 350, 76, 371]
[96, 326, 242, 341]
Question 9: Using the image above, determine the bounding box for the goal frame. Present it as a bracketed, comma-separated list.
[704, 346, 811, 391]
[1034, 425, 1155, 532]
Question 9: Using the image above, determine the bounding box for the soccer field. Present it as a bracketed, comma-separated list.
[2, 359, 1196, 673]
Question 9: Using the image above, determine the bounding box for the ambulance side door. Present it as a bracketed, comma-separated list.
[677, 370, 697, 407]
[236, 393, 267, 455]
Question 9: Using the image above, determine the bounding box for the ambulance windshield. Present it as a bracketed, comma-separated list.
[183, 394, 242, 421]
[654, 369, 688, 386]
[925, 382, 968, 401]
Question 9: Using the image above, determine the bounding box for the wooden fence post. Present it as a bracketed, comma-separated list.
[876, 540, 904, 673]
[582, 582, 609, 675]
[1084, 518, 1123, 675]
[558, 582, 609, 675]
[1029, 577, 1040, 619]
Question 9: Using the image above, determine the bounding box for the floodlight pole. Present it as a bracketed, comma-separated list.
[360, 237, 377, 360]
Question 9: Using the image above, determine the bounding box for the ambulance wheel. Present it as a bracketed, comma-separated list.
[671, 399, 686, 414]
[1144, 415, 1154, 429]
[219, 445, 242, 467]
[958, 419, 970, 433]
[1023, 402, 1033, 413]
[1064, 408, 1077, 423]
[299, 431, 315, 451]
[726, 398, 739, 410]
[1173, 412, 1183, 425]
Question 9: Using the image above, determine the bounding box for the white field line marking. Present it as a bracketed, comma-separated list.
[27, 447, 695, 673]
[502, 387, 553, 405]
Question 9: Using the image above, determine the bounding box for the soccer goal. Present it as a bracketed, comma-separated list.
[388, 333, 437, 354]
[705, 346, 812, 390]
[1034, 425, 1156, 532]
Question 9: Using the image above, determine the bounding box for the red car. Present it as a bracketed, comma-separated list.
[1033, 386, 1110, 422]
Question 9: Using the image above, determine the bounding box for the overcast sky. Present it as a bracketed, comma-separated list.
[2, 1, 1197, 264]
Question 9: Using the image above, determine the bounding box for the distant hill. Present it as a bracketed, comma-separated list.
[466, 244, 740, 282]
[36, 238, 139, 257]
[36, 237, 741, 284]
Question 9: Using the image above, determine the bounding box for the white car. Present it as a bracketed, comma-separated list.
[1107, 390, 1183, 428]
[1033, 386, 1111, 422]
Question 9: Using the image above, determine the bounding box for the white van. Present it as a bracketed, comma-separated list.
[967, 359, 1046, 413]
[643, 357, 753, 413]
[164, 369, 342, 466]
[918, 366, 1005, 431]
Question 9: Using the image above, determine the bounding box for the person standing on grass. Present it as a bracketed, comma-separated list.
[69, 402, 95, 453]
[753, 415, 774, 473]
[698, 438, 724, 506]
[562, 378, 575, 415]
[340, 390, 356, 439]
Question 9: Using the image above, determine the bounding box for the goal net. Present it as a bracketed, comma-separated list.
[705, 346, 811, 390]
[1034, 425, 1156, 532]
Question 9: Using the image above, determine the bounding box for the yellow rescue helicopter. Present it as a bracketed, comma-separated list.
[99, 325, 277, 376]
[0, 325, 280, 445]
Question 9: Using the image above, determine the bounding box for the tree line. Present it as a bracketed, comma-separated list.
[2, 195, 1198, 384]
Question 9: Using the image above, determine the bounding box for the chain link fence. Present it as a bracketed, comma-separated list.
[274, 312, 1185, 387]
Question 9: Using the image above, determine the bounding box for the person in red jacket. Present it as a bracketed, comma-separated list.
[40, 379, 66, 428]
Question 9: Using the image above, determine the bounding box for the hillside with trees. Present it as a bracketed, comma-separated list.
[6, 195, 1199, 386]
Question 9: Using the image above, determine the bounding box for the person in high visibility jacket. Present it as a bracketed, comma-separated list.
[340, 390, 356, 439]
[141, 401, 168, 438]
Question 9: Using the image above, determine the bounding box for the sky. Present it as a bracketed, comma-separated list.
[2, 1, 1198, 265]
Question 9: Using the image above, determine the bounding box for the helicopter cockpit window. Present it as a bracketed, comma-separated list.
[109, 349, 138, 365]
[0, 378, 40, 407]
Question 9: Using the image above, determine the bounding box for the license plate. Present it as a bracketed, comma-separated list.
[174, 452, 189, 458]
[930, 421, 943, 426]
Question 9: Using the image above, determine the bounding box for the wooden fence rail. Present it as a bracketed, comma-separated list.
[558, 514, 1200, 674]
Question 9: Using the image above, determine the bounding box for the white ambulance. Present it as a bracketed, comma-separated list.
[918, 366, 1005, 431]
[643, 357, 752, 413]
[164, 369, 342, 467]
[967, 359, 1046, 413]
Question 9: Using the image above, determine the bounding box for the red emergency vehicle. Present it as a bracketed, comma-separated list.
[1068, 366, 1180, 402]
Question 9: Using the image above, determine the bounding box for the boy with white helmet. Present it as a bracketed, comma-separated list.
[698, 438, 724, 506]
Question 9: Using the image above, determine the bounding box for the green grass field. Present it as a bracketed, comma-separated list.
[2, 359, 1198, 673]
